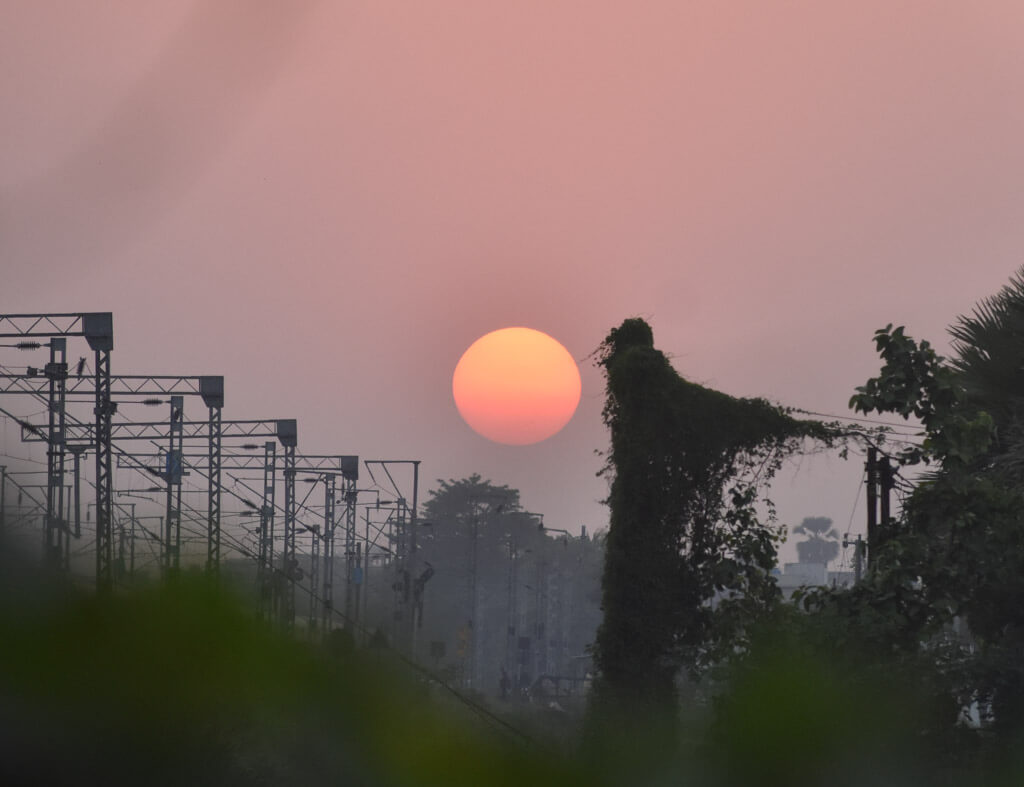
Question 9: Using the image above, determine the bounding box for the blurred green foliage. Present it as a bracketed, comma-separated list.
[4, 544, 1024, 785]
[0, 551, 574, 786]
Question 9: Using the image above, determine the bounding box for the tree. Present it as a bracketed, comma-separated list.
[791, 516, 839, 566]
[417, 475, 603, 698]
[800, 269, 1024, 756]
[588, 319, 838, 728]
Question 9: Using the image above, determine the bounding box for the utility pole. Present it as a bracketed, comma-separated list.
[364, 459, 422, 658]
[865, 447, 895, 572]
[44, 337, 68, 571]
[0, 465, 6, 539]
[0, 312, 114, 590]
[843, 535, 865, 583]
[66, 445, 87, 573]
[866, 447, 878, 564]
[321, 474, 336, 636]
[128, 503, 136, 581]
[165, 396, 184, 577]
[878, 454, 893, 548]
[308, 525, 321, 636]
[505, 536, 519, 695]
[258, 441, 276, 622]
[280, 420, 298, 631]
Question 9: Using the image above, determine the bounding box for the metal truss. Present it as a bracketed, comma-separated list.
[0, 312, 113, 589]
[0, 313, 93, 338]
[207, 405, 222, 576]
[0, 373, 223, 398]
[115, 452, 357, 473]
[258, 442, 276, 621]
[21, 418, 285, 443]
[112, 448, 358, 631]
[7, 365, 225, 585]
[165, 397, 184, 575]
[41, 413, 288, 578]
[44, 339, 67, 571]
[320, 474, 337, 634]
[281, 441, 297, 631]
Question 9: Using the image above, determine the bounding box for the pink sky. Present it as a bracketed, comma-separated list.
[3, 1, 1024, 565]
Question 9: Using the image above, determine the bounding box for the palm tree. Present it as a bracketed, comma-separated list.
[948, 266, 1024, 467]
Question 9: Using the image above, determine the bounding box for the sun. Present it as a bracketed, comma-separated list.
[452, 327, 582, 445]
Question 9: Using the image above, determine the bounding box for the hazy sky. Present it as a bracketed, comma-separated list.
[3, 2, 1024, 566]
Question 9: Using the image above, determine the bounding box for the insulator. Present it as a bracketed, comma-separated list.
[142, 398, 163, 406]
[16, 341, 42, 350]
[241, 444, 259, 451]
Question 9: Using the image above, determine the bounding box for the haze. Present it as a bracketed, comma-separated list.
[3, 2, 1023, 562]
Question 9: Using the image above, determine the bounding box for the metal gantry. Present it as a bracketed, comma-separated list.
[0, 312, 437, 664]
[21, 418, 325, 590]
[280, 421, 297, 631]
[114, 450, 358, 628]
[14, 373, 226, 582]
[364, 460, 422, 658]
[0, 313, 113, 587]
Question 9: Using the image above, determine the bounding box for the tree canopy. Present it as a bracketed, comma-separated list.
[792, 516, 840, 566]
[790, 267, 1024, 760]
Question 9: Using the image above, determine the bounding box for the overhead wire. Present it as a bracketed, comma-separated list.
[0, 370, 541, 747]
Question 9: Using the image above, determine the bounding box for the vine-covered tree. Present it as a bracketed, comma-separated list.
[588, 318, 837, 727]
[792, 516, 840, 565]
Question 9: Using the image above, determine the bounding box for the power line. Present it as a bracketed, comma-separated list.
[793, 408, 924, 433]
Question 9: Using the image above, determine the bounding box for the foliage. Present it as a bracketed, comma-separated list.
[0, 556, 577, 787]
[791, 516, 840, 566]
[588, 318, 842, 727]
[8, 555, 1024, 786]
[801, 269, 1024, 760]
[421, 474, 522, 529]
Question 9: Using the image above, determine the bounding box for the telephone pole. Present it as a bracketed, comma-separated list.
[865, 447, 895, 571]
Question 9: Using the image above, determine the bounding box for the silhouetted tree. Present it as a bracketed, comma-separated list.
[792, 516, 840, 565]
[418, 475, 603, 696]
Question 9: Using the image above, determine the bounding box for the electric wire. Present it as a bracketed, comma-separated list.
[0, 371, 541, 747]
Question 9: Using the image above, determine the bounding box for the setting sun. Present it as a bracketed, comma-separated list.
[452, 327, 582, 445]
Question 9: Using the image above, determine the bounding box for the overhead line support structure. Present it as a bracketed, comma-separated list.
[21, 413, 313, 586]
[110, 449, 357, 623]
[280, 463, 359, 635]
[364, 460, 421, 658]
[279, 420, 297, 631]
[0, 313, 113, 588]
[10, 371, 224, 583]
[259, 441, 277, 621]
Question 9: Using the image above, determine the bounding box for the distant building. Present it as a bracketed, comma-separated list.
[774, 561, 854, 599]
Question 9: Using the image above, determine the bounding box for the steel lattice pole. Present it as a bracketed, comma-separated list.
[207, 404, 222, 575]
[281, 443, 296, 630]
[93, 346, 114, 591]
[45, 338, 67, 569]
[321, 474, 336, 635]
[258, 441, 276, 620]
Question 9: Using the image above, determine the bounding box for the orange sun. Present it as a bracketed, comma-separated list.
[452, 327, 582, 445]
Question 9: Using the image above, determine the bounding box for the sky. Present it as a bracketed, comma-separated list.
[3, 1, 1024, 568]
